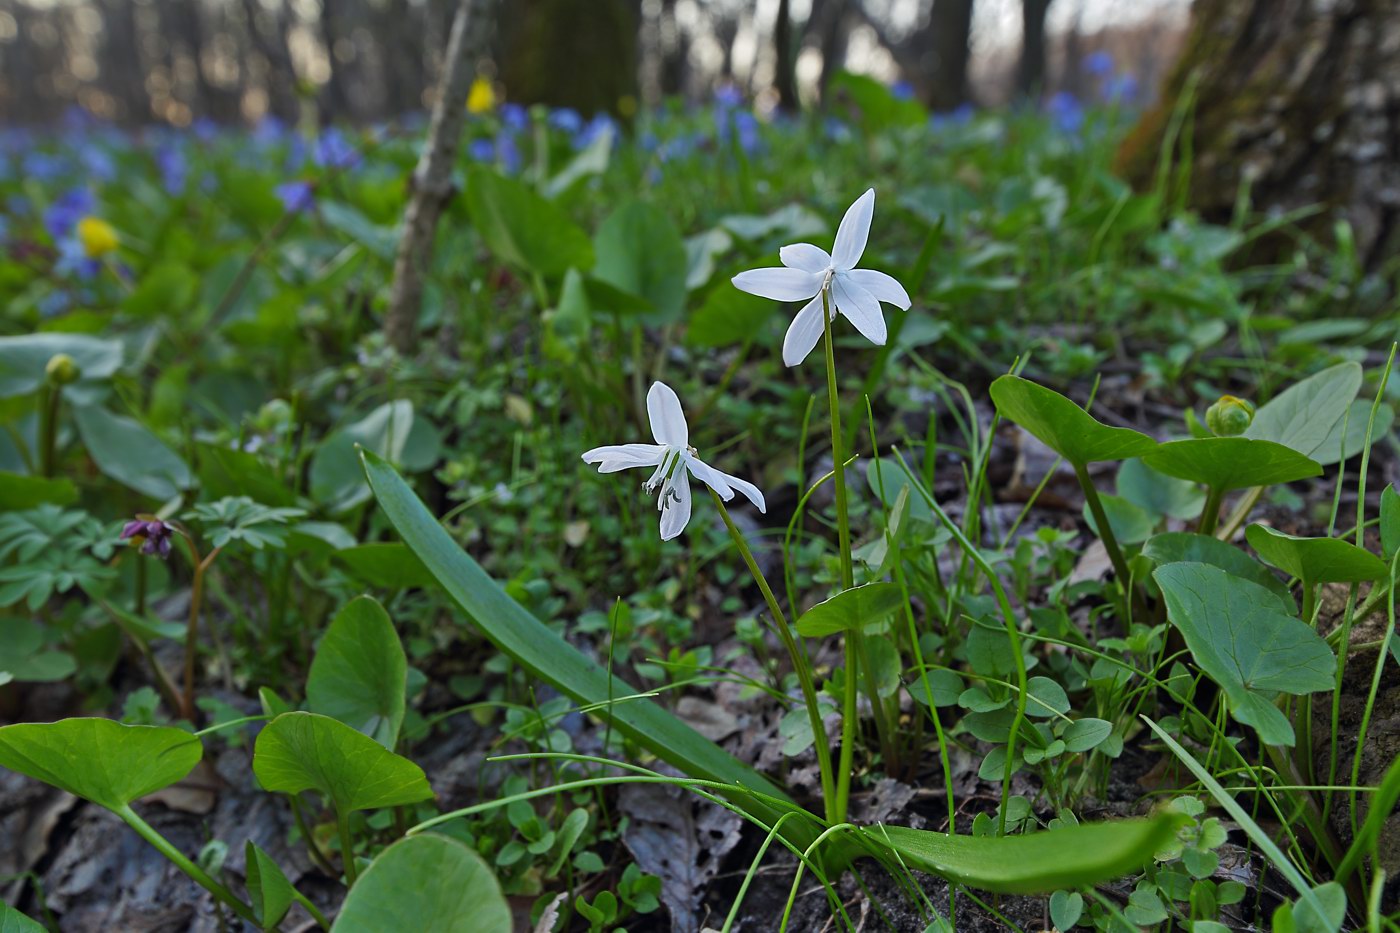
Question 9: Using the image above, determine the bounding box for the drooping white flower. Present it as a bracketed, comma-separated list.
[731, 188, 911, 367]
[582, 382, 765, 541]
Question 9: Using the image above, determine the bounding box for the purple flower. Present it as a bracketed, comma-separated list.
[45, 188, 95, 241]
[121, 519, 175, 558]
[891, 80, 915, 101]
[253, 116, 286, 147]
[193, 117, 219, 142]
[714, 84, 743, 109]
[467, 138, 496, 162]
[548, 108, 583, 135]
[23, 152, 66, 182]
[501, 104, 530, 132]
[1047, 91, 1084, 133]
[275, 180, 315, 213]
[1103, 73, 1140, 104]
[55, 237, 100, 280]
[314, 128, 359, 170]
[155, 145, 188, 194]
[733, 111, 760, 154]
[1083, 50, 1115, 77]
[81, 147, 117, 183]
[497, 135, 522, 173]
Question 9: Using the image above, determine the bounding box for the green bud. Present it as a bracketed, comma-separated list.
[44, 353, 80, 386]
[1205, 395, 1254, 437]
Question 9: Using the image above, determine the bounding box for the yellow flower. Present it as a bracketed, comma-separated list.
[76, 217, 119, 258]
[466, 78, 496, 115]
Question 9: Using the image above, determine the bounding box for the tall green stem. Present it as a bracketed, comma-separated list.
[38, 385, 61, 477]
[338, 807, 359, 886]
[1198, 486, 1225, 537]
[1073, 462, 1132, 590]
[118, 805, 257, 923]
[712, 491, 837, 822]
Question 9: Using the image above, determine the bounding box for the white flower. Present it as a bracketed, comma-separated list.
[582, 382, 766, 541]
[731, 188, 911, 367]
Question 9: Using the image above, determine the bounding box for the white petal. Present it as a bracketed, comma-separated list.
[686, 457, 736, 500]
[779, 243, 832, 273]
[845, 268, 910, 309]
[731, 267, 823, 302]
[719, 470, 766, 512]
[831, 274, 886, 346]
[782, 291, 827, 367]
[659, 475, 692, 541]
[581, 443, 666, 473]
[831, 188, 875, 272]
[647, 382, 688, 448]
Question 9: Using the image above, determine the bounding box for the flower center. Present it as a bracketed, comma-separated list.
[642, 447, 689, 507]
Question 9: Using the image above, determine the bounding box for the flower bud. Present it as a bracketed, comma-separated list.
[45, 353, 80, 386]
[1206, 395, 1254, 437]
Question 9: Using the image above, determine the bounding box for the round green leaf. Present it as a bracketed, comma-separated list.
[1062, 718, 1112, 752]
[1245, 524, 1387, 585]
[331, 834, 510, 933]
[464, 166, 593, 277]
[1142, 532, 1295, 614]
[593, 200, 688, 320]
[0, 718, 201, 811]
[307, 597, 407, 748]
[73, 406, 194, 500]
[989, 375, 1157, 465]
[795, 583, 905, 637]
[0, 333, 122, 405]
[1116, 458, 1204, 521]
[1245, 362, 1360, 461]
[1050, 890, 1084, 930]
[0, 901, 46, 933]
[1141, 437, 1321, 491]
[252, 712, 432, 814]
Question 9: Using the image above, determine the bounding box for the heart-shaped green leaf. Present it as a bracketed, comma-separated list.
[1246, 362, 1360, 461]
[464, 166, 594, 277]
[0, 901, 45, 933]
[1154, 563, 1336, 745]
[796, 583, 906, 637]
[307, 597, 407, 748]
[0, 473, 78, 510]
[862, 813, 1182, 894]
[1245, 525, 1387, 585]
[0, 617, 77, 683]
[0, 718, 201, 811]
[593, 200, 688, 320]
[1141, 438, 1321, 491]
[245, 841, 296, 931]
[1142, 532, 1294, 613]
[252, 712, 432, 813]
[1050, 890, 1084, 931]
[331, 834, 510, 932]
[73, 406, 194, 500]
[1116, 458, 1204, 521]
[989, 375, 1157, 465]
[0, 333, 123, 405]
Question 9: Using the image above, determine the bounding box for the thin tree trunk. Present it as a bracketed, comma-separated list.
[384, 0, 498, 354]
[773, 0, 798, 108]
[1017, 0, 1052, 97]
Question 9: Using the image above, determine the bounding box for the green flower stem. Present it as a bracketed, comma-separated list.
[1216, 485, 1263, 541]
[1198, 485, 1226, 537]
[38, 384, 61, 477]
[711, 491, 837, 823]
[337, 806, 359, 886]
[117, 804, 257, 924]
[180, 545, 222, 723]
[1073, 462, 1132, 592]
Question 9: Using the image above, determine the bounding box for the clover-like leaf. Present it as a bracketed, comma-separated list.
[796, 582, 905, 637]
[1154, 563, 1336, 745]
[989, 375, 1157, 465]
[1142, 437, 1321, 491]
[331, 834, 510, 932]
[0, 718, 201, 811]
[1245, 525, 1387, 585]
[252, 712, 432, 814]
[307, 596, 407, 748]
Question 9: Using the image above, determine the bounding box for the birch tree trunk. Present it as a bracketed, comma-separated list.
[1117, 0, 1400, 269]
[383, 0, 498, 355]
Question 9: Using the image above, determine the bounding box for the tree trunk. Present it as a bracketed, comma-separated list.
[383, 0, 498, 354]
[1017, 0, 1052, 98]
[773, 0, 799, 108]
[1116, 0, 1400, 269]
[497, 0, 637, 116]
[853, 0, 974, 110]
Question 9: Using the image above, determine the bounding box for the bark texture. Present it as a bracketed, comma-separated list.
[383, 0, 498, 355]
[497, 0, 638, 116]
[1017, 0, 1053, 97]
[1117, 0, 1400, 268]
[854, 0, 976, 110]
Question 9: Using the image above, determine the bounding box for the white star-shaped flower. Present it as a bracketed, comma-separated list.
[582, 382, 765, 541]
[731, 188, 911, 367]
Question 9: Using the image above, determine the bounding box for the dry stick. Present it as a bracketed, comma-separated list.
[383, 0, 499, 353]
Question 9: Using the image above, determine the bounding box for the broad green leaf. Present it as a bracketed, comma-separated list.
[1025, 676, 1069, 718]
[245, 840, 296, 931]
[867, 458, 933, 523]
[0, 902, 45, 933]
[0, 333, 122, 405]
[1383, 485, 1400, 560]
[333, 542, 436, 589]
[687, 286, 770, 349]
[593, 200, 687, 319]
[1290, 882, 1347, 933]
[196, 443, 296, 507]
[1245, 524, 1386, 584]
[1062, 718, 1112, 752]
[1141, 437, 1320, 491]
[1050, 891, 1084, 931]
[0, 616, 77, 682]
[1246, 362, 1361, 460]
[1082, 493, 1155, 546]
[331, 834, 510, 933]
[307, 597, 407, 748]
[906, 669, 964, 707]
[464, 166, 593, 277]
[73, 406, 193, 500]
[796, 583, 905, 637]
[863, 814, 1182, 894]
[544, 123, 614, 198]
[0, 472, 77, 509]
[1116, 458, 1204, 521]
[123, 263, 198, 319]
[0, 718, 201, 810]
[1308, 399, 1394, 467]
[320, 202, 397, 260]
[252, 712, 432, 813]
[1154, 563, 1335, 744]
[358, 450, 804, 836]
[310, 401, 415, 512]
[1142, 532, 1294, 613]
[989, 375, 1157, 465]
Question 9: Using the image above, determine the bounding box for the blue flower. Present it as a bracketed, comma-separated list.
[314, 128, 359, 170]
[193, 117, 219, 142]
[1046, 92, 1084, 133]
[548, 108, 583, 135]
[501, 103, 530, 132]
[54, 237, 100, 280]
[38, 291, 72, 318]
[155, 145, 188, 194]
[254, 116, 286, 146]
[23, 152, 67, 182]
[733, 111, 760, 154]
[576, 113, 615, 150]
[467, 138, 496, 162]
[1083, 50, 1114, 77]
[81, 148, 117, 183]
[497, 135, 522, 173]
[714, 84, 743, 109]
[930, 103, 975, 131]
[275, 180, 315, 213]
[891, 80, 915, 101]
[44, 188, 95, 240]
[1103, 73, 1139, 104]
